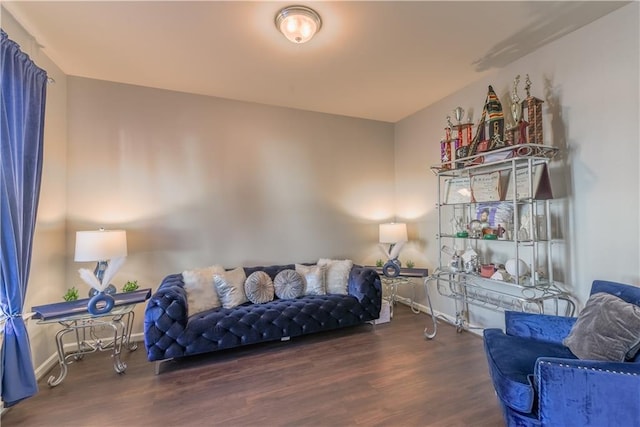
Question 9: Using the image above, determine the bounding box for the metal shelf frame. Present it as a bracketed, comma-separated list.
[425, 144, 574, 337]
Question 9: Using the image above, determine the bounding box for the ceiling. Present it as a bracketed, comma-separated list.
[3, 1, 628, 123]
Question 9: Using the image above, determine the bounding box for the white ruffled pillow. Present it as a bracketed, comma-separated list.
[182, 265, 225, 316]
[318, 258, 353, 295]
[214, 267, 248, 309]
[295, 264, 326, 296]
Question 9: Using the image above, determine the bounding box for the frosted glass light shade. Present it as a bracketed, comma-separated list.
[74, 229, 127, 262]
[379, 223, 408, 244]
[275, 5, 322, 44]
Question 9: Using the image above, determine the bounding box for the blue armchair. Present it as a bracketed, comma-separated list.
[483, 280, 640, 426]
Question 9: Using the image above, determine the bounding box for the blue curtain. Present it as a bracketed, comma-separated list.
[0, 29, 47, 406]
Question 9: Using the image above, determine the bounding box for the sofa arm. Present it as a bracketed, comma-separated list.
[144, 273, 189, 361]
[348, 266, 382, 318]
[505, 311, 576, 344]
[535, 357, 640, 426]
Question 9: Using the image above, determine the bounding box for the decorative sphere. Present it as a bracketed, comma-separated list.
[505, 259, 529, 277]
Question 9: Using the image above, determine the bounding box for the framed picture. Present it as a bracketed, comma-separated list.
[476, 202, 514, 228]
[471, 171, 506, 202]
[443, 177, 471, 204]
[503, 164, 553, 200]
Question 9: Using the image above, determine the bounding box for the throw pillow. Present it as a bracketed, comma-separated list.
[245, 271, 275, 304]
[213, 267, 248, 309]
[295, 264, 326, 296]
[182, 265, 225, 316]
[318, 258, 353, 294]
[563, 292, 640, 361]
[273, 269, 304, 300]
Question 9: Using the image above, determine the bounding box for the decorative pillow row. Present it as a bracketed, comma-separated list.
[181, 259, 353, 316]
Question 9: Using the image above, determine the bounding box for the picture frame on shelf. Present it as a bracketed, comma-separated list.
[503, 163, 553, 200]
[476, 202, 514, 229]
[443, 177, 471, 204]
[470, 171, 509, 202]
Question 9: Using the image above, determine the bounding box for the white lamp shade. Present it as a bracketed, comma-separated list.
[379, 223, 408, 244]
[74, 230, 127, 262]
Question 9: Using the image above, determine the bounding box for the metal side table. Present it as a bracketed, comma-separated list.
[31, 289, 151, 387]
[370, 267, 437, 338]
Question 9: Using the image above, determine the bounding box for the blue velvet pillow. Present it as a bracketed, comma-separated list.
[563, 292, 640, 361]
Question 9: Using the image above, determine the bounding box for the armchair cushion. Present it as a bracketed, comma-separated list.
[563, 292, 640, 361]
[506, 311, 576, 344]
[483, 328, 577, 413]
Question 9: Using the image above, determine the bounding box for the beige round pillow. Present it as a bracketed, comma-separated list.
[274, 269, 304, 300]
[244, 271, 274, 304]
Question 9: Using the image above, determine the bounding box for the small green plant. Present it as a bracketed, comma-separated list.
[375, 259, 384, 268]
[63, 286, 79, 302]
[406, 260, 415, 269]
[122, 280, 139, 292]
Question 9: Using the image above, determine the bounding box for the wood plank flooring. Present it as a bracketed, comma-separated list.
[2, 305, 504, 426]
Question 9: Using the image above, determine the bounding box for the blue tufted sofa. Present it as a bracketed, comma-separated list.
[144, 264, 381, 369]
[483, 280, 640, 426]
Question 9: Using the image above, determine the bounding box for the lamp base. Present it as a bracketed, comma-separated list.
[382, 259, 401, 277]
[88, 284, 117, 297]
[87, 292, 115, 315]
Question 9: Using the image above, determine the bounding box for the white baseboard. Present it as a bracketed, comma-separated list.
[2, 332, 144, 416]
[393, 296, 484, 337]
[32, 331, 145, 383]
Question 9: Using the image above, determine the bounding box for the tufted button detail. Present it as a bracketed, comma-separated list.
[144, 266, 381, 361]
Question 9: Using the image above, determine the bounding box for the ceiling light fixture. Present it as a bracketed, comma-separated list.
[275, 5, 322, 44]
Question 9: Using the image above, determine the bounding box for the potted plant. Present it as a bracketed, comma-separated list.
[122, 280, 139, 292]
[63, 286, 79, 302]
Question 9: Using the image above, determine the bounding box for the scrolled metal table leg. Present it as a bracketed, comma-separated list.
[122, 311, 138, 351]
[423, 276, 438, 339]
[110, 318, 127, 374]
[410, 279, 420, 314]
[48, 326, 73, 387]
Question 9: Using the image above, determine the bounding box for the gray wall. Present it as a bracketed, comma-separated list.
[394, 3, 639, 329]
[66, 77, 396, 285]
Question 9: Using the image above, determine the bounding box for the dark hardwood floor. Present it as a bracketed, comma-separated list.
[3, 305, 504, 426]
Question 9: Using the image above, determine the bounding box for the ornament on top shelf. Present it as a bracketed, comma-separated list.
[506, 75, 524, 145]
[440, 108, 475, 169]
[468, 85, 506, 156]
[440, 116, 454, 169]
[452, 107, 474, 166]
[522, 74, 544, 145]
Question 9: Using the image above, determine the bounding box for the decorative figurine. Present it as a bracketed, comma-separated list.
[469, 86, 505, 155]
[449, 107, 473, 167]
[511, 75, 522, 124]
[454, 107, 465, 124]
[521, 74, 544, 145]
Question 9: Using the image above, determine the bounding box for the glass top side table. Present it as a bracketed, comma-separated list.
[31, 289, 151, 387]
[372, 267, 428, 314]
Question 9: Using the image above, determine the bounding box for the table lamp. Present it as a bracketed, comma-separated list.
[379, 222, 408, 277]
[74, 228, 127, 294]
